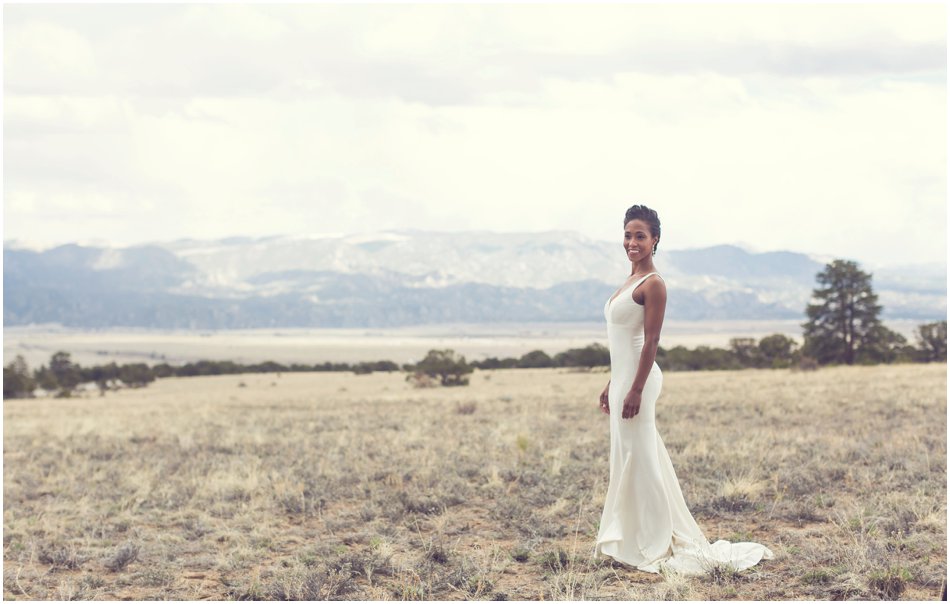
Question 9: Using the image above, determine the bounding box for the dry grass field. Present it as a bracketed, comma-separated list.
[3, 363, 946, 600]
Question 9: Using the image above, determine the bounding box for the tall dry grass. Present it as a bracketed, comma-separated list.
[3, 363, 946, 600]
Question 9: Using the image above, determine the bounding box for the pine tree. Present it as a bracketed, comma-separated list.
[3, 355, 35, 399]
[802, 259, 899, 365]
[49, 351, 82, 390]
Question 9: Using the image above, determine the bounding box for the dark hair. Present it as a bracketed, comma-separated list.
[624, 204, 661, 254]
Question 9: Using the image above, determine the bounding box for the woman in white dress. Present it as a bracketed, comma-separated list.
[595, 204, 774, 575]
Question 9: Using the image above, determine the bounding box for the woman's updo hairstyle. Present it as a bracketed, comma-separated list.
[624, 204, 661, 255]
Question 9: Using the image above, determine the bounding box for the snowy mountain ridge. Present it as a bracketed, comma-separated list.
[3, 230, 945, 328]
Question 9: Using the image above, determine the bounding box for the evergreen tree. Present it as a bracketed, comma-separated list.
[915, 321, 948, 362]
[49, 351, 82, 390]
[34, 365, 60, 390]
[3, 355, 35, 399]
[802, 260, 898, 365]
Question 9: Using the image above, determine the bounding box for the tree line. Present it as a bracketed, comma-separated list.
[3, 258, 946, 398]
[2, 354, 400, 399]
[5, 325, 943, 398]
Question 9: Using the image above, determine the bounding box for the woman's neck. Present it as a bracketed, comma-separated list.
[630, 259, 656, 276]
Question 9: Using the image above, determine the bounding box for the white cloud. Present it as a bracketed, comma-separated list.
[2, 4, 945, 268]
[5, 94, 129, 133]
[5, 20, 98, 92]
[179, 4, 289, 41]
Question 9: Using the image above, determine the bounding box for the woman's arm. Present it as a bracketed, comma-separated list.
[622, 276, 667, 419]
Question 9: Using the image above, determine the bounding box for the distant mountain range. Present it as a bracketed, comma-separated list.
[4, 231, 946, 329]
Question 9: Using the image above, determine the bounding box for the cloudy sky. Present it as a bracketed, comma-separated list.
[4, 3, 946, 268]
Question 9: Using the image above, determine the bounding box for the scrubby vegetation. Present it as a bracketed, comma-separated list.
[409, 349, 473, 386]
[6, 319, 945, 400]
[2, 353, 399, 399]
[3, 364, 944, 600]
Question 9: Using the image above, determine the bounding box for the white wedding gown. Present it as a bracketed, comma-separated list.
[595, 272, 774, 575]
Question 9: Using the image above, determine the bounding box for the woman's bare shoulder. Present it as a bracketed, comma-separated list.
[643, 273, 667, 298]
[646, 272, 666, 288]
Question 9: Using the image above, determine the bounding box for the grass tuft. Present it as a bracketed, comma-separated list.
[538, 548, 570, 572]
[105, 541, 140, 572]
[867, 566, 913, 600]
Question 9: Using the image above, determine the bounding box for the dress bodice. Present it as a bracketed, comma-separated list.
[604, 272, 660, 331]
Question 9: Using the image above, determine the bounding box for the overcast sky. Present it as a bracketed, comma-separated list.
[3, 3, 946, 269]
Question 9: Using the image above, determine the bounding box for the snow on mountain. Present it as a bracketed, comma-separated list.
[3, 231, 945, 328]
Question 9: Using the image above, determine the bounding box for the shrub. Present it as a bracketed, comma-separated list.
[455, 402, 477, 415]
[915, 321, 947, 362]
[757, 333, 799, 368]
[409, 349, 472, 387]
[552, 344, 609, 368]
[406, 372, 438, 389]
[517, 350, 554, 368]
[105, 542, 140, 572]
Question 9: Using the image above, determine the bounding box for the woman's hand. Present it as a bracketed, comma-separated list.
[599, 380, 610, 414]
[622, 389, 642, 419]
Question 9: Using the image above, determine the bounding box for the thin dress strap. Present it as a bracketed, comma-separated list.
[634, 271, 660, 287]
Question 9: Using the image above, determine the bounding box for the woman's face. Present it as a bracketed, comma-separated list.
[623, 219, 657, 263]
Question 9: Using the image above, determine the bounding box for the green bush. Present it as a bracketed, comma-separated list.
[409, 349, 473, 387]
[552, 343, 609, 368]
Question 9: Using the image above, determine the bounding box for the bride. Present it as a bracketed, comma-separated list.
[595, 204, 774, 575]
